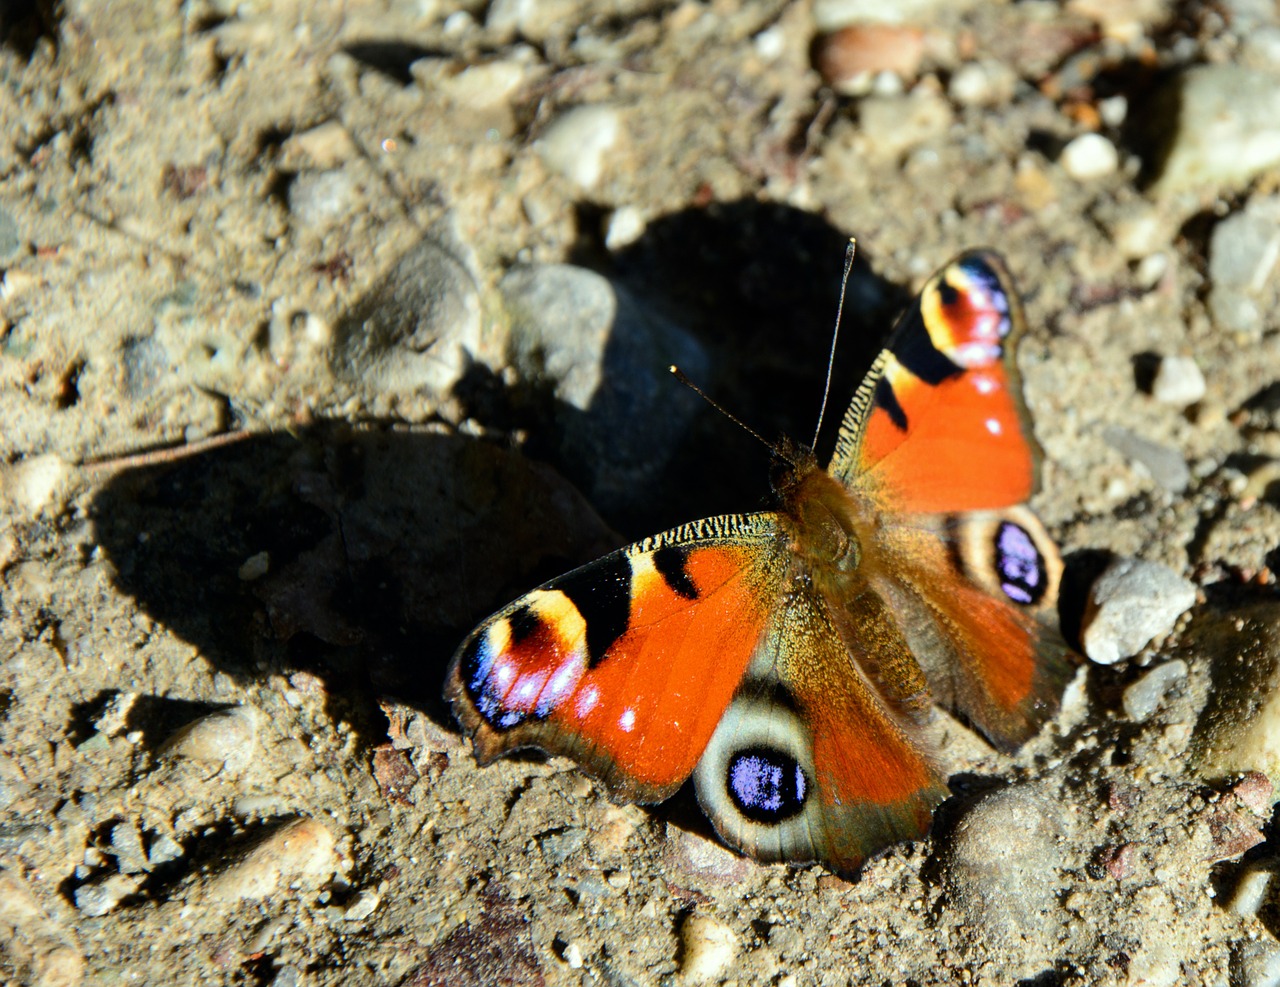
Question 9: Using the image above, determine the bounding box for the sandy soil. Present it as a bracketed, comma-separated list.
[2, 1, 1280, 985]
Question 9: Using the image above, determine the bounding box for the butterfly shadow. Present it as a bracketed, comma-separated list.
[89, 423, 621, 746]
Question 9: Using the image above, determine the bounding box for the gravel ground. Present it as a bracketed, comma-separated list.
[2, 2, 1280, 985]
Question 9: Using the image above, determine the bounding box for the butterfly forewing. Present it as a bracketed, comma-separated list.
[830, 250, 1041, 512]
[446, 513, 787, 802]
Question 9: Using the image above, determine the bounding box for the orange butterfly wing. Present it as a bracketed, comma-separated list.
[831, 250, 1040, 512]
[828, 251, 1074, 751]
[446, 515, 782, 802]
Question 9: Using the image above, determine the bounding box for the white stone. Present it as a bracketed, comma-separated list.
[948, 62, 1014, 107]
[678, 914, 738, 983]
[1153, 65, 1280, 197]
[1150, 355, 1206, 407]
[1060, 133, 1119, 180]
[1081, 557, 1197, 665]
[603, 205, 646, 251]
[537, 105, 621, 190]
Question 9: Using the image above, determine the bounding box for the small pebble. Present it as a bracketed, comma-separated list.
[536, 104, 621, 190]
[92, 691, 138, 738]
[1230, 860, 1278, 919]
[161, 705, 261, 774]
[147, 833, 184, 867]
[73, 873, 142, 917]
[0, 453, 72, 518]
[109, 820, 151, 875]
[1102, 425, 1190, 492]
[678, 914, 738, 984]
[280, 121, 357, 170]
[342, 889, 380, 921]
[1081, 556, 1196, 665]
[1122, 659, 1188, 721]
[813, 24, 926, 94]
[288, 170, 358, 227]
[267, 967, 303, 987]
[948, 61, 1015, 107]
[1060, 133, 1119, 180]
[1149, 355, 1206, 407]
[1207, 196, 1280, 335]
[237, 551, 270, 581]
[603, 205, 646, 251]
[205, 817, 338, 903]
[563, 941, 584, 969]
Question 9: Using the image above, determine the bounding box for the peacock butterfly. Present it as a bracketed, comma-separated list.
[445, 250, 1076, 877]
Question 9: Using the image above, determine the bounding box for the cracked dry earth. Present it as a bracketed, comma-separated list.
[2, 1, 1280, 986]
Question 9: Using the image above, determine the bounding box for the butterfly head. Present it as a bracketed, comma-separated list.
[771, 441, 866, 577]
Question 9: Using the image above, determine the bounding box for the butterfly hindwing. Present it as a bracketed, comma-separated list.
[692, 582, 950, 875]
[445, 513, 785, 802]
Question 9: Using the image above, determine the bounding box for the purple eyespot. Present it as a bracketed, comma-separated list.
[727, 747, 808, 824]
[995, 522, 1045, 605]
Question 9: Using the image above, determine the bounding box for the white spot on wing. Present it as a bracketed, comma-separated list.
[575, 684, 600, 719]
[619, 708, 636, 732]
[985, 417, 1002, 435]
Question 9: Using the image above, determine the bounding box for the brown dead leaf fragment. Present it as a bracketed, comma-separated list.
[397, 900, 544, 987]
[372, 745, 420, 805]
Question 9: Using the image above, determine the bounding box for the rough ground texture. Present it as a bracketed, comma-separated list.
[2, 1, 1280, 985]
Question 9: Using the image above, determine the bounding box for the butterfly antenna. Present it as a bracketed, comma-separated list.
[669, 366, 800, 466]
[811, 237, 857, 450]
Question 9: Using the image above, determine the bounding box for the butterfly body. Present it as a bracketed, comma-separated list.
[446, 251, 1075, 877]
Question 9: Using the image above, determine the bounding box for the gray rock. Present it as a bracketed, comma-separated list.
[1121, 659, 1188, 721]
[108, 820, 150, 875]
[1081, 556, 1197, 665]
[1103, 425, 1190, 492]
[500, 263, 708, 516]
[0, 206, 20, 262]
[120, 336, 173, 399]
[1235, 939, 1280, 987]
[943, 786, 1063, 952]
[332, 236, 483, 401]
[147, 833, 184, 867]
[1207, 196, 1280, 335]
[1152, 65, 1280, 197]
[74, 873, 142, 917]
